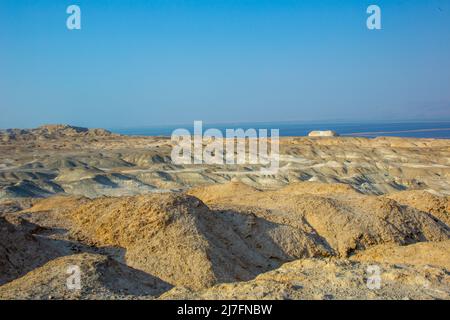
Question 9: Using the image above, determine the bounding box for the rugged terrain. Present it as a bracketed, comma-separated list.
[0, 125, 449, 300]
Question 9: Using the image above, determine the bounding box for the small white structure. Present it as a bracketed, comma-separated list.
[308, 130, 339, 137]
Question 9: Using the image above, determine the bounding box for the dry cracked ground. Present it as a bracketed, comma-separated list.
[0, 125, 449, 300]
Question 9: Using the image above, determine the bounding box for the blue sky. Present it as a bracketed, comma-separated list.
[1, 0, 449, 129]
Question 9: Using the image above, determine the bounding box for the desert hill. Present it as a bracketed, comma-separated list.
[0, 180, 447, 299]
[160, 257, 449, 300]
[189, 181, 449, 256]
[23, 192, 332, 289]
[0, 126, 449, 299]
[0, 253, 171, 300]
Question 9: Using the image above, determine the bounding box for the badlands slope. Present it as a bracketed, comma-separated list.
[0, 125, 449, 300]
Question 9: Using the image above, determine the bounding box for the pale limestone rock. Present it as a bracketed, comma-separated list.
[308, 130, 339, 137]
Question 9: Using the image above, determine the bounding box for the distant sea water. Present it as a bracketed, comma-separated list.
[112, 121, 450, 139]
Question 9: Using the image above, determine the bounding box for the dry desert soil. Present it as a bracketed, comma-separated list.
[0, 125, 449, 300]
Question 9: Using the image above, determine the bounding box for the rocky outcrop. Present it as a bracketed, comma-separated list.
[189, 182, 449, 256]
[351, 240, 450, 269]
[160, 258, 449, 300]
[0, 181, 448, 299]
[0, 253, 172, 300]
[59, 193, 331, 289]
[0, 216, 58, 285]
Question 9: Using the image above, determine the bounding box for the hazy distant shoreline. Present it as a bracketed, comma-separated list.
[112, 121, 450, 139]
[1, 123, 449, 300]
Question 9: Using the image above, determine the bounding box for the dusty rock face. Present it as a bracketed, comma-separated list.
[0, 127, 449, 300]
[385, 190, 450, 226]
[61, 193, 331, 289]
[0, 125, 113, 142]
[0, 181, 450, 299]
[0, 182, 449, 299]
[351, 240, 450, 270]
[189, 182, 449, 257]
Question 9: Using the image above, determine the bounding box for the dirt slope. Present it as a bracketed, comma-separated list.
[351, 240, 450, 269]
[0, 216, 59, 285]
[189, 182, 450, 256]
[1, 180, 449, 299]
[60, 193, 331, 289]
[385, 190, 450, 226]
[160, 258, 450, 300]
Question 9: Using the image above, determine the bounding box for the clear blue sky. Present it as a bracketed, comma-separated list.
[1, 0, 449, 129]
